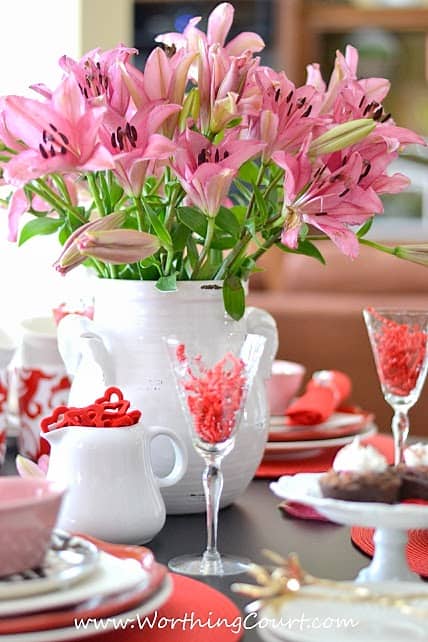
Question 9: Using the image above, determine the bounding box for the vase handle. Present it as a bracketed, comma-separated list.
[57, 314, 115, 405]
[245, 306, 278, 379]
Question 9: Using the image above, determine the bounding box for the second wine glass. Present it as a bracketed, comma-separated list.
[165, 333, 266, 576]
[363, 307, 428, 465]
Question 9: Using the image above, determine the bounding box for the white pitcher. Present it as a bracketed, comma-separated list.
[44, 423, 187, 544]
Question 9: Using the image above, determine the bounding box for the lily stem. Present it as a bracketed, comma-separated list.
[192, 216, 215, 279]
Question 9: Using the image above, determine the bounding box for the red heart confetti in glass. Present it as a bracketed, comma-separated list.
[165, 333, 265, 577]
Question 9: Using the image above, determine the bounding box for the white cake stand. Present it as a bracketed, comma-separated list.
[270, 473, 428, 583]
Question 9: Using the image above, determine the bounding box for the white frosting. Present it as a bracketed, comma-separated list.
[404, 443, 428, 467]
[332, 437, 388, 473]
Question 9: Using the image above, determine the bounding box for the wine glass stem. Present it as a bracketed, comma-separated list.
[202, 455, 223, 567]
[392, 407, 410, 465]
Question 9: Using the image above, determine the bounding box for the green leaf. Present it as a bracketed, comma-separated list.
[276, 239, 326, 264]
[231, 205, 246, 225]
[18, 217, 62, 246]
[140, 265, 161, 280]
[177, 206, 207, 237]
[223, 275, 245, 320]
[239, 160, 259, 184]
[143, 201, 173, 249]
[226, 116, 243, 129]
[357, 217, 374, 238]
[252, 183, 268, 222]
[171, 223, 191, 253]
[216, 207, 240, 237]
[156, 274, 177, 292]
[186, 235, 199, 269]
[210, 236, 236, 250]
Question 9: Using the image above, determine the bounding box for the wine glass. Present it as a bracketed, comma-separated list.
[363, 308, 428, 465]
[165, 333, 266, 576]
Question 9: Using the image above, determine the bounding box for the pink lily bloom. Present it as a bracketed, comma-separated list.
[273, 147, 383, 259]
[248, 67, 324, 159]
[7, 177, 78, 242]
[307, 45, 425, 150]
[3, 76, 113, 186]
[155, 2, 264, 57]
[99, 102, 180, 196]
[173, 129, 264, 217]
[59, 45, 139, 116]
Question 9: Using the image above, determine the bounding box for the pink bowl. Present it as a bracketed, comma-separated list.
[266, 360, 306, 416]
[0, 477, 65, 576]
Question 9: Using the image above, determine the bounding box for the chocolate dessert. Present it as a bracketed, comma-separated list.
[319, 469, 401, 503]
[397, 464, 428, 501]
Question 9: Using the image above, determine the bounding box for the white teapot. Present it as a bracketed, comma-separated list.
[44, 423, 187, 544]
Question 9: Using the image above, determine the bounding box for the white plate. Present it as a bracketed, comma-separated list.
[0, 551, 149, 617]
[265, 425, 376, 455]
[0, 574, 173, 642]
[0, 532, 99, 600]
[270, 473, 428, 529]
[257, 581, 428, 642]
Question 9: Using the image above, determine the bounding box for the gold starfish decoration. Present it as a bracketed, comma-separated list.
[231, 550, 428, 618]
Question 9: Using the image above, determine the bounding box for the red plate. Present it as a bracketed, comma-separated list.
[268, 407, 374, 442]
[0, 536, 167, 635]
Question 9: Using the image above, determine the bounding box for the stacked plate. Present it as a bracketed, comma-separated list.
[0, 530, 171, 641]
[265, 409, 376, 459]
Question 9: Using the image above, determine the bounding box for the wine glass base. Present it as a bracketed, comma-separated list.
[168, 553, 251, 576]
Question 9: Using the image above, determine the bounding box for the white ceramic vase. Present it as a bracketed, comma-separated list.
[57, 280, 278, 514]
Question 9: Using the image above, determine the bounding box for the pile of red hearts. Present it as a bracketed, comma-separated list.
[40, 387, 141, 432]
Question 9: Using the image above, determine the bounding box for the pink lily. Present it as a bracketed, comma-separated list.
[156, 2, 264, 56]
[7, 177, 78, 242]
[273, 147, 383, 258]
[248, 67, 323, 159]
[53, 210, 126, 274]
[77, 228, 160, 264]
[99, 102, 180, 196]
[59, 45, 139, 116]
[3, 76, 113, 186]
[173, 129, 264, 216]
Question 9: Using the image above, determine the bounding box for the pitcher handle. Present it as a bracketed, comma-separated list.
[245, 306, 278, 379]
[145, 425, 188, 488]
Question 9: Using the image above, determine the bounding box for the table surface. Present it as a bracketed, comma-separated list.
[3, 439, 373, 642]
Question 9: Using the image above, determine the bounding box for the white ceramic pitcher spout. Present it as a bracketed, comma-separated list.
[44, 423, 187, 544]
[57, 315, 115, 405]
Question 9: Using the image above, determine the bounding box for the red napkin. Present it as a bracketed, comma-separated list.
[285, 370, 352, 425]
[279, 501, 332, 522]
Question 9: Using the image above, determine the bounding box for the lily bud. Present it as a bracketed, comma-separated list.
[53, 211, 126, 274]
[394, 244, 428, 267]
[179, 87, 200, 131]
[78, 229, 160, 264]
[309, 118, 375, 158]
[210, 93, 239, 134]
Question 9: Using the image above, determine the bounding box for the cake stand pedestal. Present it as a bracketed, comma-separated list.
[356, 527, 420, 583]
